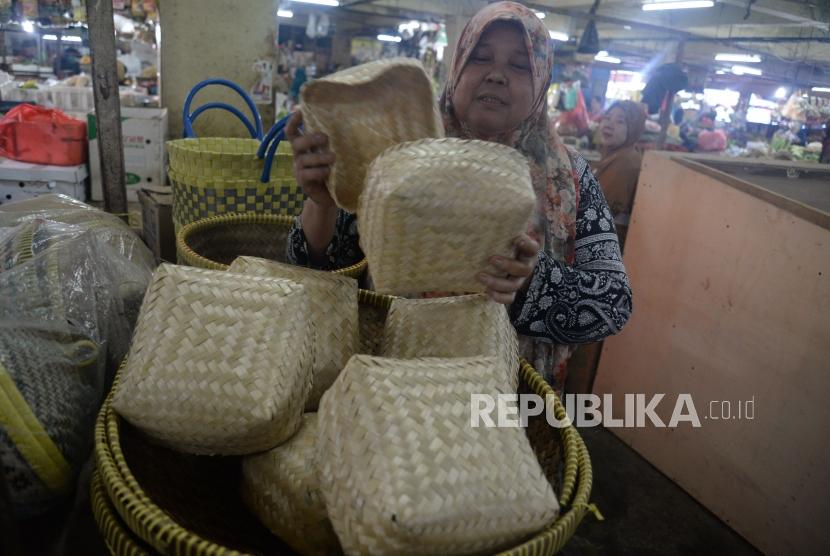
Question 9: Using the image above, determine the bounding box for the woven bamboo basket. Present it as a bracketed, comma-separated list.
[300, 58, 443, 212]
[317, 354, 559, 555]
[167, 138, 300, 230]
[241, 413, 341, 556]
[381, 294, 519, 391]
[93, 290, 594, 556]
[175, 212, 368, 279]
[358, 138, 536, 295]
[112, 264, 314, 456]
[228, 257, 359, 411]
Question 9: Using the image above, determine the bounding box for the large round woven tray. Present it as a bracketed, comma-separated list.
[93, 290, 593, 556]
[90, 470, 153, 556]
[175, 212, 367, 279]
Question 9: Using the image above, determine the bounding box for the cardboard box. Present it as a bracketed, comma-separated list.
[89, 107, 168, 202]
[137, 185, 175, 263]
[0, 158, 88, 205]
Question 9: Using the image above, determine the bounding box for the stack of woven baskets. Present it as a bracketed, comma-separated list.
[91, 255, 595, 556]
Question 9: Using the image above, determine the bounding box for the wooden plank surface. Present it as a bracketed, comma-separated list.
[86, 0, 127, 216]
[593, 151, 830, 555]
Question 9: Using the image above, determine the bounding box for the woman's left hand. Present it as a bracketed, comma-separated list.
[478, 234, 540, 305]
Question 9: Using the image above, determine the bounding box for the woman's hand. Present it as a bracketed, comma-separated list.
[285, 110, 336, 208]
[478, 234, 540, 305]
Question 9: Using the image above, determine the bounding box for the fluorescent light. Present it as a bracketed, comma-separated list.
[43, 34, 59, 41]
[377, 34, 402, 43]
[642, 1, 714, 11]
[21, 20, 35, 33]
[289, 0, 339, 6]
[812, 86, 830, 93]
[595, 53, 621, 64]
[398, 20, 421, 34]
[549, 31, 569, 42]
[774, 87, 788, 99]
[731, 64, 762, 76]
[715, 53, 761, 63]
[62, 35, 82, 43]
[624, 25, 632, 30]
[277, 9, 294, 18]
[535, 12, 546, 19]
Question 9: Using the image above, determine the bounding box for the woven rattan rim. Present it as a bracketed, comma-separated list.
[174, 212, 367, 278]
[90, 470, 152, 556]
[94, 290, 592, 556]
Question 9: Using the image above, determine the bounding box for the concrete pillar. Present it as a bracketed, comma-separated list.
[160, 0, 279, 139]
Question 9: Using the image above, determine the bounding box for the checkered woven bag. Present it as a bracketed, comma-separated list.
[112, 264, 314, 455]
[167, 138, 303, 231]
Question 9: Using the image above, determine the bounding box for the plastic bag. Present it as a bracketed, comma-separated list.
[0, 104, 87, 166]
[697, 129, 727, 152]
[0, 194, 155, 517]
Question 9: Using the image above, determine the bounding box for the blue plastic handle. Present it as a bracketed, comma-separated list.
[260, 129, 285, 183]
[190, 102, 259, 139]
[258, 114, 292, 158]
[182, 78, 263, 139]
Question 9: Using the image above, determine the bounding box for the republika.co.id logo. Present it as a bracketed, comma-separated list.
[470, 393, 755, 428]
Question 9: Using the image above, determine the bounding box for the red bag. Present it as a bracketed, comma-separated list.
[0, 104, 87, 166]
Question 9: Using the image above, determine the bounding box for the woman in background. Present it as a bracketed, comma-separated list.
[594, 101, 646, 249]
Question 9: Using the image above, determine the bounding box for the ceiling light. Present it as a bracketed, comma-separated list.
[62, 35, 83, 42]
[377, 34, 402, 43]
[535, 12, 546, 19]
[642, 1, 714, 11]
[812, 86, 830, 93]
[289, 0, 339, 6]
[731, 65, 762, 76]
[715, 70, 726, 75]
[774, 87, 788, 99]
[43, 34, 58, 41]
[624, 25, 632, 30]
[595, 52, 621, 64]
[549, 31, 569, 42]
[21, 20, 34, 33]
[715, 53, 761, 63]
[277, 9, 294, 18]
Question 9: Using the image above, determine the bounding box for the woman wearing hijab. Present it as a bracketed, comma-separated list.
[594, 101, 647, 249]
[285, 2, 632, 393]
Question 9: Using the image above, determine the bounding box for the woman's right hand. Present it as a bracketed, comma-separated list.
[285, 110, 336, 208]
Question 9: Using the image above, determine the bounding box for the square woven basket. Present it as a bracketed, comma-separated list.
[301, 58, 444, 212]
[317, 354, 560, 555]
[358, 138, 536, 295]
[112, 264, 314, 455]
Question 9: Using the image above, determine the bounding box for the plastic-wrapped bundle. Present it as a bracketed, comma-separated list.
[0, 194, 155, 517]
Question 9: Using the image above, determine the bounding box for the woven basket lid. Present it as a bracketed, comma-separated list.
[228, 256, 359, 410]
[358, 138, 536, 295]
[112, 263, 314, 455]
[381, 294, 519, 390]
[317, 355, 559, 555]
[241, 413, 342, 556]
[301, 57, 443, 212]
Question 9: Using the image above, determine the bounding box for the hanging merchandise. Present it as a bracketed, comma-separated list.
[250, 59, 275, 105]
[71, 0, 85, 22]
[20, 0, 37, 19]
[113, 0, 126, 10]
[131, 0, 144, 17]
[641, 64, 688, 115]
[317, 13, 331, 37]
[0, 0, 11, 24]
[306, 13, 318, 39]
[577, 0, 601, 56]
